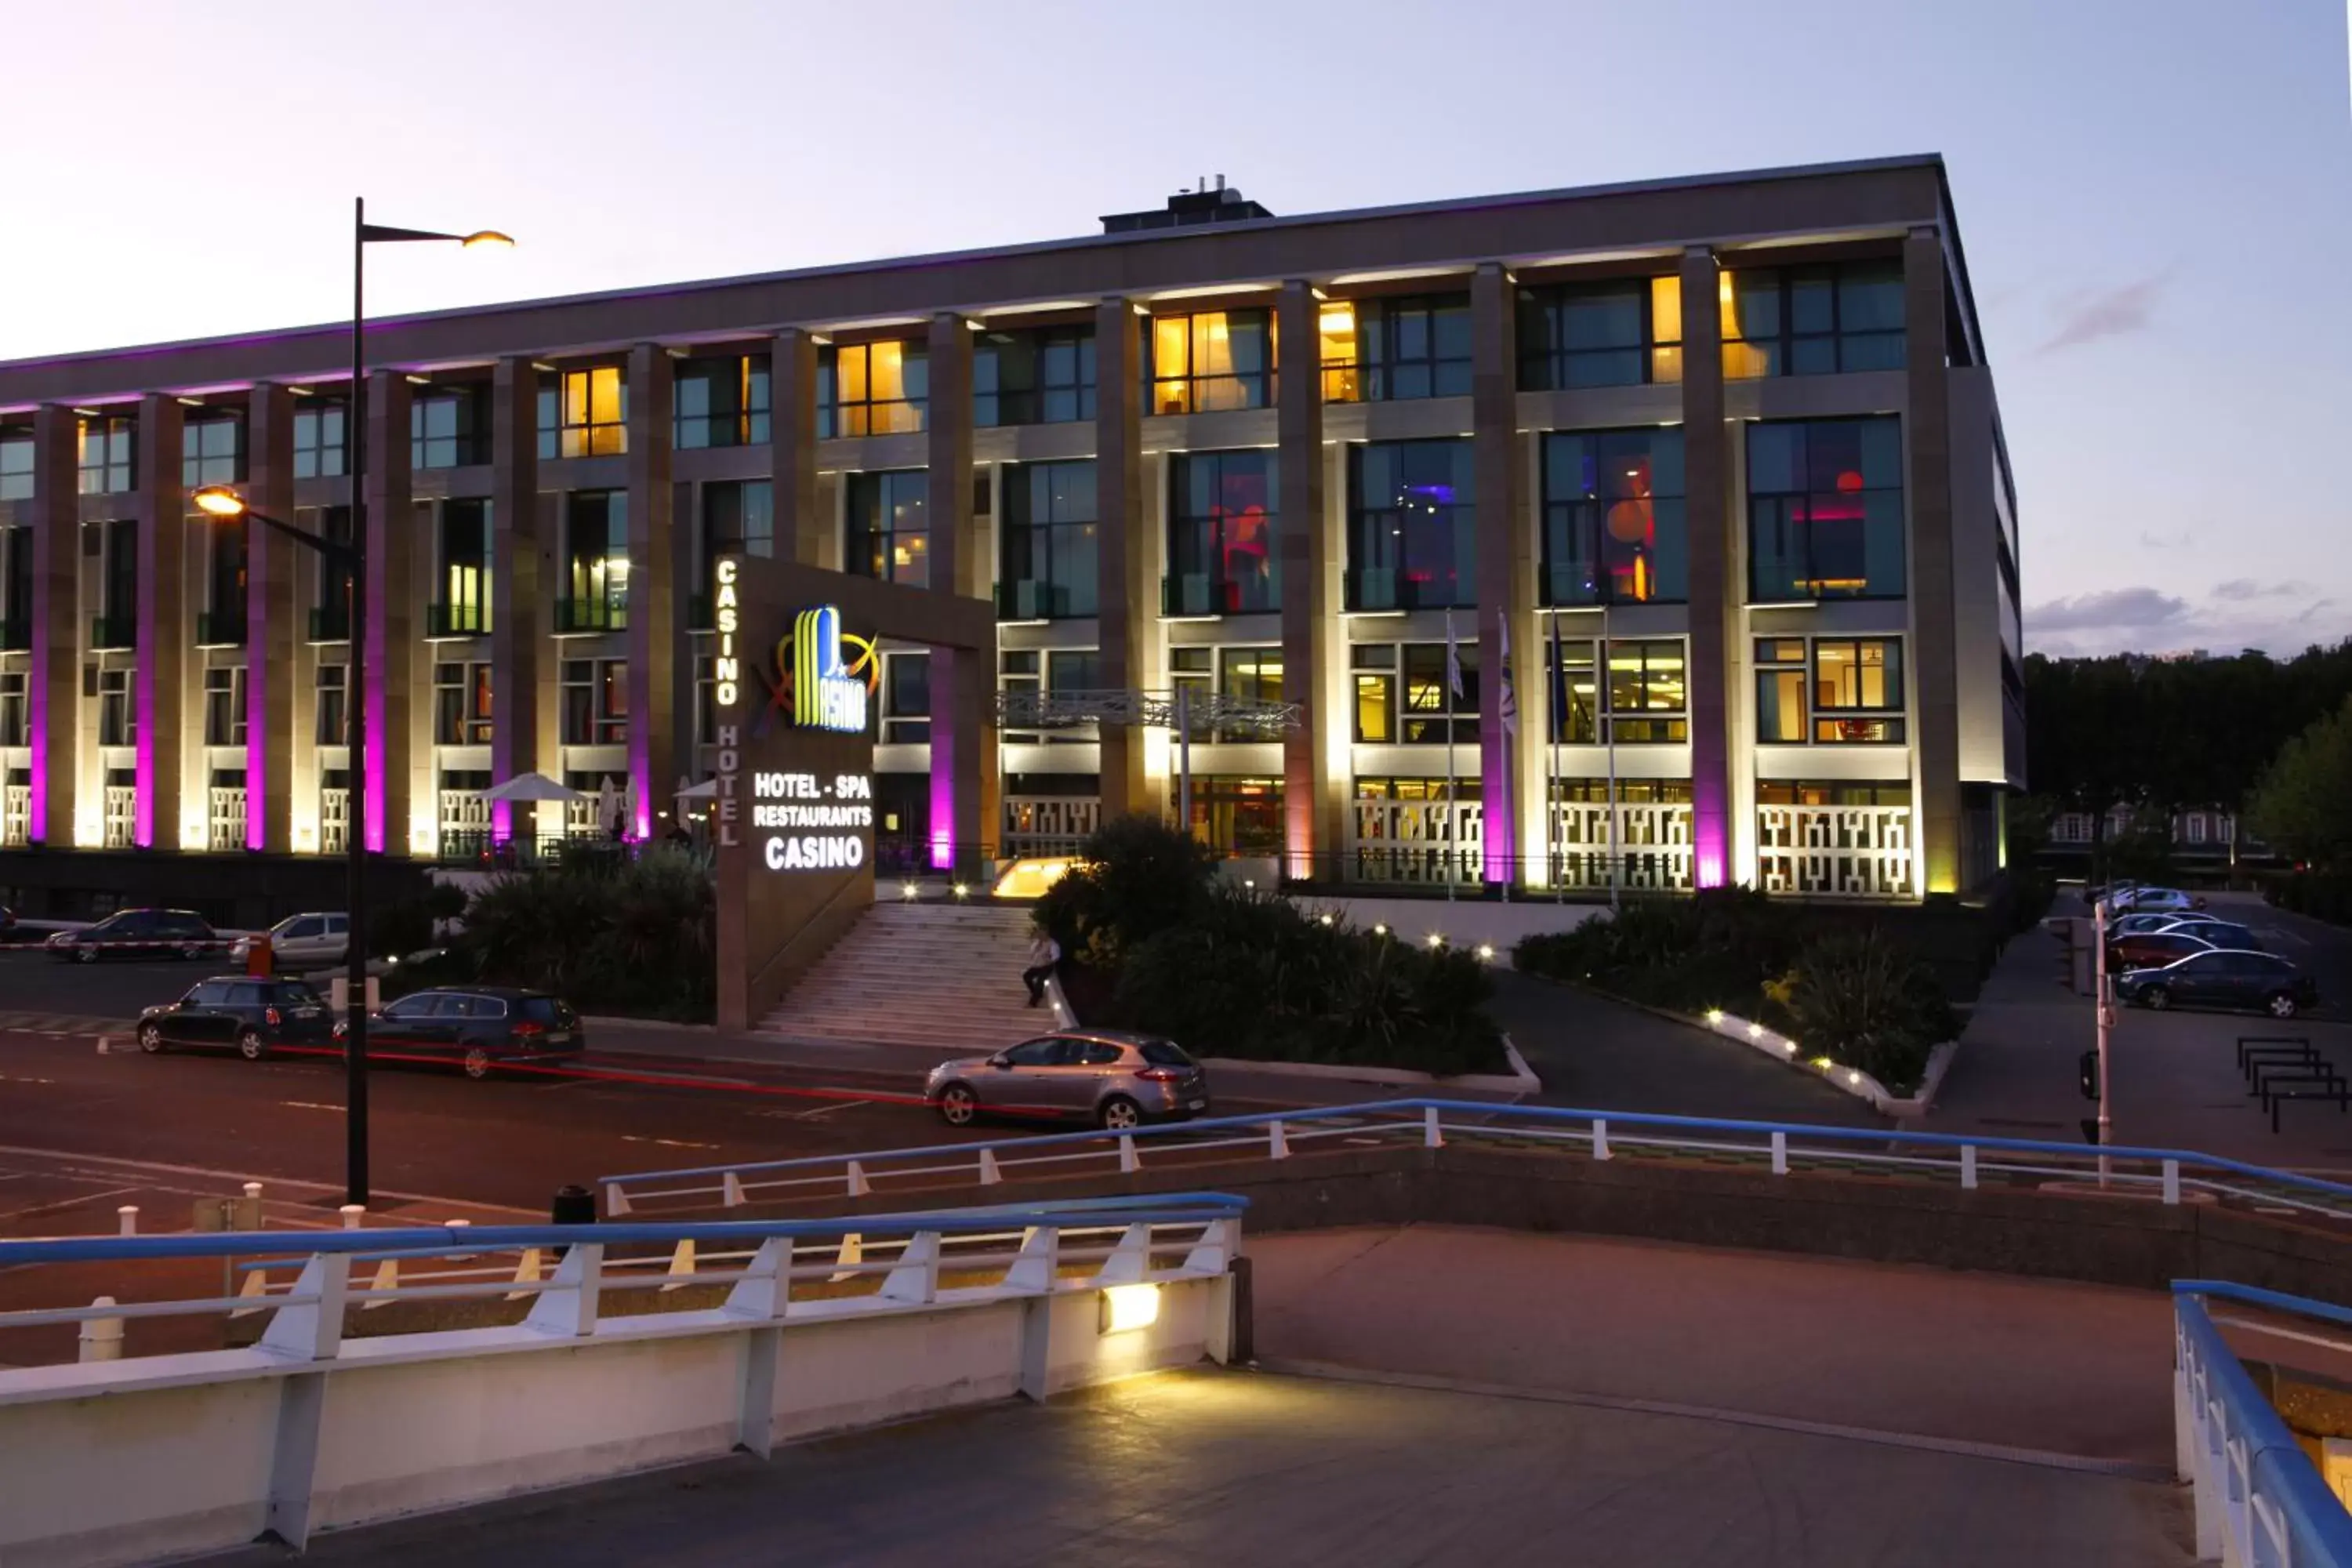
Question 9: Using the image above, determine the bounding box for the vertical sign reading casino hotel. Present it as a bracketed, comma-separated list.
[710, 554, 880, 1031]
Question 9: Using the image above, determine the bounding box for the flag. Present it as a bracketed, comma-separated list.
[1499, 612, 1518, 737]
[1444, 611, 1464, 699]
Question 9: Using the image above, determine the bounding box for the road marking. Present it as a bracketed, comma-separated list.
[279, 1102, 346, 1113]
[0, 1074, 55, 1086]
[783, 1100, 871, 1121]
[0, 1142, 527, 1214]
[619, 1134, 720, 1151]
[0, 1184, 143, 1224]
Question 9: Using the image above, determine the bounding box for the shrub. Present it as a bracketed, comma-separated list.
[456, 848, 716, 1019]
[1035, 814, 1215, 966]
[1781, 928, 1957, 1094]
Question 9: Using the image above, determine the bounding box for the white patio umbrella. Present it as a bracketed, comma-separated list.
[478, 772, 586, 804]
[598, 776, 623, 836]
[674, 779, 718, 800]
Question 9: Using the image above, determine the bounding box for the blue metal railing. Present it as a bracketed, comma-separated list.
[2173, 1281, 2352, 1565]
[600, 1096, 2352, 1218]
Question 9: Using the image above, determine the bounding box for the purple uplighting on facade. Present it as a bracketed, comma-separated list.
[133, 684, 155, 848]
[24, 702, 47, 843]
[490, 799, 512, 844]
[928, 764, 955, 871]
[362, 705, 387, 854]
[1693, 819, 1729, 889]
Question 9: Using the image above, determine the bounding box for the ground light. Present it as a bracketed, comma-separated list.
[1098, 1283, 1160, 1334]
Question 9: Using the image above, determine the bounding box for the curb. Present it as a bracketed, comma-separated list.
[1196, 1035, 1540, 1095]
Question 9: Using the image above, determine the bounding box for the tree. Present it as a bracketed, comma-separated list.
[2247, 696, 2352, 870]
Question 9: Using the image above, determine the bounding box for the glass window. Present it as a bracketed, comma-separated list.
[411, 388, 486, 470]
[437, 499, 491, 635]
[819, 341, 927, 437]
[1748, 416, 1905, 601]
[1323, 294, 1472, 403]
[1217, 647, 1283, 741]
[78, 415, 135, 494]
[845, 470, 931, 588]
[675, 355, 771, 448]
[1755, 638, 1807, 744]
[181, 413, 245, 487]
[1812, 638, 1905, 743]
[1345, 438, 1475, 611]
[203, 666, 248, 746]
[203, 517, 247, 641]
[559, 659, 629, 745]
[702, 479, 774, 567]
[315, 662, 347, 744]
[1149, 309, 1274, 415]
[975, 328, 1094, 426]
[883, 651, 930, 744]
[558, 492, 629, 632]
[1392, 642, 1478, 746]
[434, 660, 493, 744]
[998, 461, 1096, 619]
[1605, 640, 1686, 743]
[1046, 649, 1101, 691]
[292, 401, 347, 479]
[1519, 277, 1682, 390]
[0, 427, 34, 499]
[1722, 260, 1906, 378]
[0, 671, 24, 746]
[1546, 637, 1599, 743]
[1167, 450, 1277, 615]
[537, 366, 627, 459]
[1541, 428, 1686, 606]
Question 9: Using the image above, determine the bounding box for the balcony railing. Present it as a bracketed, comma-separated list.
[0, 619, 26, 652]
[995, 579, 1092, 622]
[90, 615, 135, 650]
[553, 597, 626, 634]
[194, 611, 247, 648]
[307, 606, 351, 643]
[1162, 570, 1279, 618]
[424, 602, 487, 639]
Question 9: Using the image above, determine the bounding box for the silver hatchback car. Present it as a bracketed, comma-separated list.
[927, 1030, 1210, 1131]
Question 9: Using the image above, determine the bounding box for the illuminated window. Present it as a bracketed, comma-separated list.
[1722, 261, 1905, 379]
[1748, 417, 1905, 601]
[845, 470, 930, 588]
[1167, 450, 1277, 615]
[78, 415, 135, 494]
[557, 492, 628, 633]
[676, 356, 771, 448]
[1350, 642, 1475, 745]
[1547, 638, 1599, 744]
[1812, 639, 1904, 743]
[0, 427, 34, 499]
[1519, 278, 1682, 390]
[537, 366, 627, 459]
[819, 341, 927, 437]
[293, 401, 347, 478]
[998, 461, 1095, 619]
[412, 388, 486, 470]
[1606, 641, 1686, 744]
[1541, 428, 1686, 606]
[1323, 294, 1471, 403]
[434, 500, 491, 637]
[1755, 638, 1808, 744]
[1148, 310, 1273, 415]
[1345, 439, 1475, 612]
[434, 660, 494, 745]
[975, 328, 1094, 426]
[1218, 648, 1283, 737]
[181, 412, 245, 487]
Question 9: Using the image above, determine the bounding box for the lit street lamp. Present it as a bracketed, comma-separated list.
[194, 203, 510, 1210]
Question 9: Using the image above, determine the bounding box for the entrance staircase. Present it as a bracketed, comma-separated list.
[754, 901, 1050, 1051]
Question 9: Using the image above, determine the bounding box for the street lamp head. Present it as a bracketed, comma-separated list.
[192, 485, 248, 518]
[459, 230, 516, 250]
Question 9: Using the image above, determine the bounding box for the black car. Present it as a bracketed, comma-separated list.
[2116, 949, 2319, 1019]
[137, 976, 336, 1059]
[336, 986, 585, 1080]
[45, 908, 223, 963]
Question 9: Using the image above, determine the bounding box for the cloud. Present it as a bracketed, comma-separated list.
[2039, 275, 2165, 354]
[2025, 586, 2190, 634]
[2212, 579, 2299, 602]
[2139, 529, 2194, 551]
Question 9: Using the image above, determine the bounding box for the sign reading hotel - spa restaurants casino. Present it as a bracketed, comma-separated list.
[710, 556, 876, 872]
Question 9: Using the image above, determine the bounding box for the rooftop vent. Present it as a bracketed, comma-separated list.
[1101, 175, 1275, 235]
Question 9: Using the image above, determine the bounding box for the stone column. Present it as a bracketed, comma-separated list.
[1470, 265, 1523, 887]
[625, 343, 676, 840]
[770, 329, 821, 568]
[924, 312, 991, 873]
[27, 406, 77, 845]
[489, 356, 542, 843]
[1276, 281, 1330, 881]
[1094, 298, 1149, 819]
[245, 384, 296, 853]
[362, 371, 414, 855]
[132, 393, 184, 850]
[1680, 245, 1732, 889]
[1905, 227, 1962, 896]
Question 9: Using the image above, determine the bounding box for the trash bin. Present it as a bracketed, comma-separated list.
[550, 1185, 597, 1226]
[246, 934, 274, 978]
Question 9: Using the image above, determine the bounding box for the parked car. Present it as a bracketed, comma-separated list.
[2108, 911, 2189, 938]
[230, 912, 350, 970]
[44, 909, 223, 963]
[2107, 931, 2216, 971]
[927, 1030, 1210, 1131]
[2148, 918, 2263, 952]
[2116, 950, 2318, 1018]
[136, 976, 335, 1059]
[2114, 887, 2207, 916]
[335, 986, 584, 1080]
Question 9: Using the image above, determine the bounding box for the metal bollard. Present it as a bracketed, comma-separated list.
[339, 1203, 366, 1231]
[79, 1298, 124, 1363]
[116, 1205, 138, 1236]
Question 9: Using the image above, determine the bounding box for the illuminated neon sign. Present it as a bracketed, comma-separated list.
[793, 606, 870, 735]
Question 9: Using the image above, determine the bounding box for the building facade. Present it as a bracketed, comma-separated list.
[0, 157, 2024, 910]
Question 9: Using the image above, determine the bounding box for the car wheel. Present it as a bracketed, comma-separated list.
[2268, 992, 2300, 1020]
[462, 1047, 493, 1081]
[936, 1083, 978, 1127]
[237, 1029, 267, 1062]
[136, 1022, 165, 1054]
[75, 946, 97, 964]
[1098, 1096, 1143, 1132]
[2143, 986, 2171, 1011]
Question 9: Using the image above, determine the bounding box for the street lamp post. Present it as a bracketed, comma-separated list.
[192, 205, 509, 1209]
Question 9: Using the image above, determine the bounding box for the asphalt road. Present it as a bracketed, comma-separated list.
[0, 947, 278, 1019]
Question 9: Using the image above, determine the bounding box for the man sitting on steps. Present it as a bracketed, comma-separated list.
[1022, 928, 1062, 1008]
